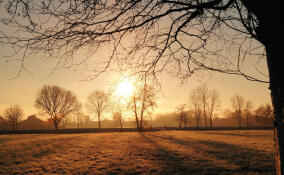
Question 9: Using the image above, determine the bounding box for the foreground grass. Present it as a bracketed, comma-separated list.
[0, 130, 275, 174]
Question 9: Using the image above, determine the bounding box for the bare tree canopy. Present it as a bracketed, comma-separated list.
[86, 90, 109, 129]
[112, 111, 123, 129]
[0, 0, 270, 82]
[208, 89, 220, 128]
[189, 84, 219, 128]
[128, 78, 157, 130]
[254, 103, 274, 127]
[244, 100, 253, 127]
[176, 104, 188, 128]
[231, 94, 244, 128]
[3, 104, 24, 131]
[35, 85, 81, 130]
[189, 87, 202, 128]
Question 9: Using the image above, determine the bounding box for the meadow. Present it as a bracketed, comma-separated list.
[0, 130, 275, 174]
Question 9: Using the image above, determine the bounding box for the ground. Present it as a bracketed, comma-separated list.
[0, 130, 275, 174]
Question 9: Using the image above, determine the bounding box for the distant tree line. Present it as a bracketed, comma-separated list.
[0, 78, 157, 131]
[160, 84, 273, 128]
[0, 83, 273, 131]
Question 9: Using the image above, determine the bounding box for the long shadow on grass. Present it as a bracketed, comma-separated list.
[139, 132, 190, 174]
[148, 133, 275, 174]
[204, 132, 272, 139]
[139, 132, 233, 174]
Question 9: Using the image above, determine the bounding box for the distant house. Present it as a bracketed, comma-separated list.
[18, 115, 53, 130]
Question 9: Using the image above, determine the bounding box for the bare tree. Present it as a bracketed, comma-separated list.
[189, 88, 202, 128]
[128, 77, 157, 130]
[3, 105, 24, 131]
[189, 84, 219, 128]
[176, 104, 186, 128]
[1, 0, 284, 173]
[244, 101, 253, 127]
[231, 94, 245, 128]
[35, 85, 81, 131]
[75, 114, 92, 128]
[208, 89, 220, 129]
[199, 85, 210, 128]
[254, 104, 274, 127]
[79, 113, 92, 128]
[74, 111, 84, 129]
[86, 90, 109, 129]
[112, 111, 123, 129]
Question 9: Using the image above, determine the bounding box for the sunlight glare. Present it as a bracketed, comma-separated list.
[116, 79, 134, 99]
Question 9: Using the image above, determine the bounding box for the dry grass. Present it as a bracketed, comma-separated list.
[0, 130, 275, 175]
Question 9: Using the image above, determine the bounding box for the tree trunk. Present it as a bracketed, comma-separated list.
[98, 113, 101, 129]
[203, 106, 207, 128]
[77, 116, 80, 128]
[12, 118, 15, 131]
[209, 115, 212, 129]
[133, 98, 140, 129]
[265, 41, 284, 175]
[140, 97, 145, 131]
[179, 114, 182, 128]
[238, 114, 242, 128]
[195, 112, 199, 128]
[54, 121, 58, 131]
[140, 113, 143, 130]
[119, 118, 122, 129]
[246, 114, 249, 127]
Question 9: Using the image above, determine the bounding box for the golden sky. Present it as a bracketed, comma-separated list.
[0, 6, 271, 120]
[0, 52, 271, 120]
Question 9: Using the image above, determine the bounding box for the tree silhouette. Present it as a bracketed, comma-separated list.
[35, 85, 81, 131]
[128, 78, 157, 130]
[189, 88, 202, 128]
[112, 111, 123, 129]
[3, 105, 24, 131]
[244, 101, 253, 127]
[208, 89, 220, 129]
[231, 94, 245, 128]
[86, 90, 110, 129]
[1, 0, 284, 173]
[200, 85, 210, 128]
[254, 104, 274, 127]
[176, 104, 187, 128]
[189, 84, 219, 128]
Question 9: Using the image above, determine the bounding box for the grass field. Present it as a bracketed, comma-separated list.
[0, 130, 275, 174]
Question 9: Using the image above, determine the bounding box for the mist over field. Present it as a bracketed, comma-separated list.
[0, 130, 275, 174]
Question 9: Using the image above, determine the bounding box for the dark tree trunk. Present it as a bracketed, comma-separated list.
[195, 113, 200, 128]
[238, 113, 242, 128]
[119, 118, 122, 129]
[77, 116, 80, 128]
[12, 118, 15, 131]
[98, 114, 101, 129]
[245, 0, 284, 171]
[54, 121, 58, 131]
[179, 117, 182, 128]
[209, 115, 212, 129]
[203, 108, 207, 128]
[265, 41, 284, 175]
[133, 98, 140, 129]
[246, 114, 250, 127]
[247, 0, 284, 171]
[140, 113, 143, 130]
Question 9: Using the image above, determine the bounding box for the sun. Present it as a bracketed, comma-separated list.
[116, 79, 134, 99]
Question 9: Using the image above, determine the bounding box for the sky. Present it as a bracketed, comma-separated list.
[0, 3, 272, 120]
[0, 51, 271, 120]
